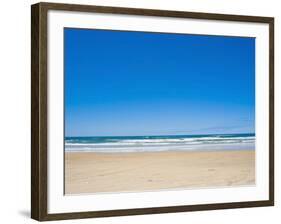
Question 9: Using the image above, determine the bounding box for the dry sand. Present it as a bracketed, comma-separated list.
[65, 150, 255, 194]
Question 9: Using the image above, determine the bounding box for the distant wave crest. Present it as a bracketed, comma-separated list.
[65, 134, 255, 153]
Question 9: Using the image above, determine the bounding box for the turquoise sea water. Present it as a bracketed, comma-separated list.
[65, 133, 255, 153]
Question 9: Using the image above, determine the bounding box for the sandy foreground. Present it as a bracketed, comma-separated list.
[65, 150, 255, 194]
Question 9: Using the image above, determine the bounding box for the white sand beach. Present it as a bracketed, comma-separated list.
[65, 150, 255, 194]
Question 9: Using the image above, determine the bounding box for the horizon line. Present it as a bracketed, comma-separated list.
[65, 132, 255, 138]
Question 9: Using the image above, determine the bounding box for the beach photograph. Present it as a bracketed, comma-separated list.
[64, 28, 255, 195]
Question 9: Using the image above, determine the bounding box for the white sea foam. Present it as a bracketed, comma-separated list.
[65, 135, 255, 153]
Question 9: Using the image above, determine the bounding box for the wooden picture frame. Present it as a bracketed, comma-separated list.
[31, 2, 274, 221]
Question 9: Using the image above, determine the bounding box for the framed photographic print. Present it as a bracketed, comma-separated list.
[31, 2, 274, 221]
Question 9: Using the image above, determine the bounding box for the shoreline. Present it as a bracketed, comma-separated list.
[65, 143, 255, 153]
[65, 149, 255, 194]
[65, 147, 255, 153]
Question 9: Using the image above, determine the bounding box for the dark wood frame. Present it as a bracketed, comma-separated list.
[31, 2, 274, 221]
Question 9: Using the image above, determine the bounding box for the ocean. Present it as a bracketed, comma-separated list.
[65, 133, 255, 153]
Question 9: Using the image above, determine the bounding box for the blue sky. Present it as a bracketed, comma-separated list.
[64, 28, 255, 137]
